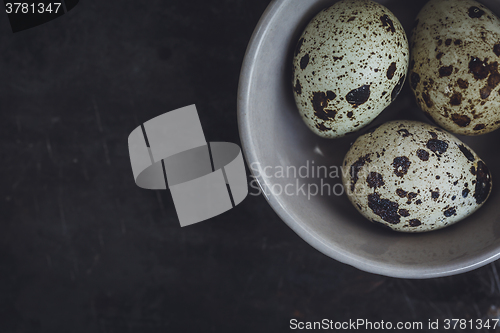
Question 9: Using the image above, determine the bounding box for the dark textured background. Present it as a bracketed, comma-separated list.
[2, 1, 500, 332]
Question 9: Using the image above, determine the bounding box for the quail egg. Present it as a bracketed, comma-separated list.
[410, 0, 500, 135]
[292, 0, 409, 139]
[342, 120, 492, 232]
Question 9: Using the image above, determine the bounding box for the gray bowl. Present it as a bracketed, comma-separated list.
[237, 0, 500, 278]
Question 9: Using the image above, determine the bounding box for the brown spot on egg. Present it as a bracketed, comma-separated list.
[416, 149, 429, 161]
[415, 199, 422, 205]
[315, 123, 331, 132]
[347, 111, 354, 119]
[346, 85, 371, 107]
[427, 138, 448, 155]
[450, 92, 462, 105]
[366, 172, 385, 188]
[443, 207, 457, 217]
[431, 191, 439, 199]
[294, 79, 302, 95]
[462, 188, 470, 198]
[439, 65, 453, 77]
[398, 209, 410, 217]
[350, 154, 372, 192]
[454, 39, 462, 45]
[347, 16, 355, 22]
[410, 72, 420, 89]
[300, 54, 310, 70]
[295, 38, 304, 56]
[445, 39, 452, 46]
[443, 106, 451, 117]
[457, 78, 469, 89]
[479, 65, 500, 99]
[471, 166, 476, 175]
[409, 219, 421, 227]
[407, 192, 418, 201]
[392, 156, 411, 177]
[458, 144, 475, 162]
[397, 129, 410, 137]
[368, 193, 400, 224]
[387, 62, 397, 79]
[451, 113, 471, 127]
[494, 44, 500, 57]
[422, 92, 433, 107]
[391, 75, 405, 101]
[436, 52, 444, 60]
[312, 92, 337, 121]
[488, 72, 500, 88]
[469, 57, 491, 80]
[468, 6, 485, 18]
[474, 161, 491, 204]
[474, 124, 486, 131]
[396, 188, 407, 198]
[380, 14, 396, 33]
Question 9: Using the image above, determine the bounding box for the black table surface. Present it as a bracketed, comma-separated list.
[2, 0, 500, 332]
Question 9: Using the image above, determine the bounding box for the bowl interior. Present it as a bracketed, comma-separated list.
[238, 0, 500, 278]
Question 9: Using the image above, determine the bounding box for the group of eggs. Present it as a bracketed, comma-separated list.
[292, 0, 497, 232]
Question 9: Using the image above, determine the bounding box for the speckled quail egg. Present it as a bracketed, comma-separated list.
[342, 120, 492, 232]
[292, 0, 409, 139]
[410, 0, 500, 135]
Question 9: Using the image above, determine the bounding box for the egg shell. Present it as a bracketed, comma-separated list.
[410, 0, 500, 135]
[342, 120, 492, 232]
[292, 0, 409, 139]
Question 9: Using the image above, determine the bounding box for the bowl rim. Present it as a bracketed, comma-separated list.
[236, 0, 500, 279]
